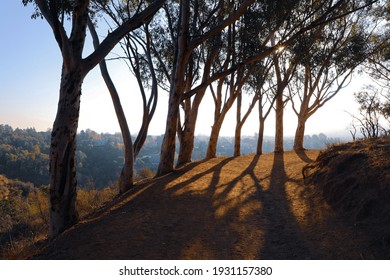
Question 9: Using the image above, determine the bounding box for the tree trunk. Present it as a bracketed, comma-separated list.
[274, 90, 284, 153]
[156, 0, 190, 176]
[88, 18, 134, 193]
[206, 117, 225, 159]
[294, 115, 306, 151]
[234, 92, 242, 157]
[234, 124, 242, 157]
[257, 117, 265, 155]
[49, 66, 84, 238]
[177, 95, 202, 166]
[156, 94, 181, 176]
[177, 126, 195, 165]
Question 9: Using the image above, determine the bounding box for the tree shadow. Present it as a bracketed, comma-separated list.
[294, 150, 315, 163]
[258, 152, 320, 259]
[33, 151, 360, 260]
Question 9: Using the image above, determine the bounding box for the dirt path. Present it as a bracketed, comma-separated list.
[32, 151, 374, 259]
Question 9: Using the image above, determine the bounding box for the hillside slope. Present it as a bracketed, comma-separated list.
[304, 137, 390, 258]
[31, 148, 388, 259]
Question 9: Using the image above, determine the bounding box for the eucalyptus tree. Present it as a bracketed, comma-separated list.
[205, 20, 252, 159]
[95, 2, 160, 158]
[289, 2, 385, 150]
[123, 1, 236, 167]
[88, 18, 135, 194]
[233, 7, 276, 157]
[261, 0, 380, 152]
[23, 0, 165, 237]
[88, 1, 161, 193]
[352, 85, 388, 138]
[177, 38, 220, 165]
[365, 1, 390, 91]
[155, 0, 256, 176]
[245, 57, 275, 155]
[141, 0, 378, 174]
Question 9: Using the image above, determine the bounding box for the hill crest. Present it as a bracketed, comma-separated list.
[30, 145, 390, 259]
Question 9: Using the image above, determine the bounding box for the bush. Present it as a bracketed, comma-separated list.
[135, 167, 155, 180]
[0, 175, 117, 259]
[76, 186, 117, 218]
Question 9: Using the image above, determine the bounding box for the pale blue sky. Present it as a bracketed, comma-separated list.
[0, 1, 364, 138]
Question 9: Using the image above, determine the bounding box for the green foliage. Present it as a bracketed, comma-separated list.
[0, 125, 50, 186]
[0, 125, 125, 189]
[350, 85, 390, 139]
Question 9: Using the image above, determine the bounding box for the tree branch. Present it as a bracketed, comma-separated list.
[83, 0, 166, 74]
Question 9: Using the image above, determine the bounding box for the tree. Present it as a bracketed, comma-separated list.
[156, 0, 256, 176]
[88, 17, 134, 194]
[23, 0, 166, 237]
[96, 2, 160, 159]
[245, 58, 275, 155]
[351, 85, 389, 138]
[290, 1, 385, 150]
[364, 0, 390, 91]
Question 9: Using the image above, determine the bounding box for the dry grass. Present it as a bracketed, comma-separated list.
[31, 149, 388, 260]
[304, 137, 390, 257]
[0, 184, 117, 259]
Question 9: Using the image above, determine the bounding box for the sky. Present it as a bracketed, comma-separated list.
[0, 1, 370, 139]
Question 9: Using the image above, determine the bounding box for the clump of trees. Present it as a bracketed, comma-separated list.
[350, 86, 390, 139]
[21, 0, 387, 237]
[349, 8, 389, 140]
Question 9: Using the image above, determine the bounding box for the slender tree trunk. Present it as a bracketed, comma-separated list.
[206, 91, 237, 159]
[156, 93, 181, 176]
[49, 66, 84, 238]
[257, 117, 265, 155]
[206, 88, 237, 159]
[234, 93, 242, 157]
[88, 18, 133, 193]
[206, 94, 239, 159]
[206, 121, 223, 159]
[177, 41, 218, 166]
[234, 124, 242, 157]
[156, 0, 190, 176]
[274, 90, 284, 153]
[294, 115, 306, 151]
[177, 124, 195, 165]
[177, 93, 204, 166]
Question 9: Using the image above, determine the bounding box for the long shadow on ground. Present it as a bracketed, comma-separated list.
[32, 151, 372, 259]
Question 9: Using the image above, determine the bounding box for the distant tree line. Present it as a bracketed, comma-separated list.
[0, 124, 340, 188]
[21, 0, 388, 237]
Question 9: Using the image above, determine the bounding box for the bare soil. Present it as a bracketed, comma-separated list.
[30, 147, 389, 259]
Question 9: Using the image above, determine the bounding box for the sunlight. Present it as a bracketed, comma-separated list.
[276, 44, 285, 53]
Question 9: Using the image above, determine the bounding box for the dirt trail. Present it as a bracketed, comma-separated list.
[32, 150, 375, 259]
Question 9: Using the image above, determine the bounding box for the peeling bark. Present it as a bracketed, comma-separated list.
[49, 66, 84, 237]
